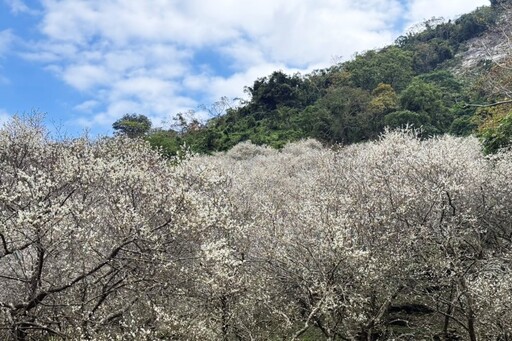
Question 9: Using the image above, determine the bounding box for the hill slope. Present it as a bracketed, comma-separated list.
[124, 1, 512, 156]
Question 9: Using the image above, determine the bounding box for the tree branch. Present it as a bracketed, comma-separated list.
[464, 99, 512, 108]
[13, 238, 135, 312]
[0, 235, 33, 259]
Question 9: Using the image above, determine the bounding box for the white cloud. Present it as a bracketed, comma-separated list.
[74, 100, 99, 113]
[0, 30, 14, 55]
[0, 109, 11, 127]
[62, 64, 110, 91]
[404, 0, 489, 30]
[0, 30, 14, 84]
[24, 0, 489, 131]
[3, 0, 37, 15]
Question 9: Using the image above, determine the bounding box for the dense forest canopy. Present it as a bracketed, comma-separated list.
[112, 1, 512, 156]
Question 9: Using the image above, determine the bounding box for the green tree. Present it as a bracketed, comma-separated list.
[243, 71, 316, 116]
[384, 110, 432, 130]
[450, 116, 477, 136]
[417, 70, 462, 95]
[365, 84, 399, 138]
[315, 86, 371, 143]
[368, 84, 399, 116]
[476, 105, 512, 153]
[457, 7, 496, 41]
[112, 113, 152, 138]
[145, 129, 181, 157]
[412, 39, 453, 73]
[345, 46, 415, 91]
[399, 78, 451, 132]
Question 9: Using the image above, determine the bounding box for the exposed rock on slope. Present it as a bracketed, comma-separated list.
[456, 6, 512, 73]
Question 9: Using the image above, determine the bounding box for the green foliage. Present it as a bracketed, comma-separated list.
[384, 110, 431, 129]
[417, 70, 462, 93]
[397, 6, 497, 56]
[480, 114, 512, 153]
[344, 47, 415, 91]
[145, 129, 181, 157]
[368, 83, 399, 115]
[243, 71, 319, 115]
[313, 86, 372, 143]
[113, 113, 152, 138]
[454, 7, 497, 42]
[450, 116, 478, 136]
[395, 18, 451, 48]
[477, 106, 512, 153]
[417, 71, 465, 109]
[400, 79, 443, 113]
[133, 3, 510, 156]
[412, 39, 453, 73]
[399, 78, 452, 133]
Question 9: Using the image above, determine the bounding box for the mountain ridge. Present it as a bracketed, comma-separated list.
[113, 1, 512, 156]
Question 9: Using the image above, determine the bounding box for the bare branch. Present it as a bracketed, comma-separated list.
[464, 99, 512, 108]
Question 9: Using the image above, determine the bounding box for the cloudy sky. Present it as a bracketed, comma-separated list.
[0, 0, 489, 135]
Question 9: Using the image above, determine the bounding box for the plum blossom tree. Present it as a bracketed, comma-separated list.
[0, 115, 194, 339]
[1, 116, 512, 340]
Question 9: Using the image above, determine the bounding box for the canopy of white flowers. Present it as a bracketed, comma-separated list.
[0, 116, 511, 340]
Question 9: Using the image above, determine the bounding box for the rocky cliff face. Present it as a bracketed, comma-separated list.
[456, 6, 512, 74]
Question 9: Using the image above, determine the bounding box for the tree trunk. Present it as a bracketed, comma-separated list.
[221, 295, 229, 341]
[460, 278, 477, 341]
[443, 284, 455, 339]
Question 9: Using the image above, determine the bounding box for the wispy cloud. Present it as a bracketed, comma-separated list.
[0, 109, 11, 126]
[3, 0, 37, 15]
[0, 29, 14, 55]
[0, 30, 14, 84]
[74, 100, 99, 113]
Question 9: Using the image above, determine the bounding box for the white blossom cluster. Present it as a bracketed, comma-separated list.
[0, 117, 511, 340]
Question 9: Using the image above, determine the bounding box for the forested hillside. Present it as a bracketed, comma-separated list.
[112, 0, 512, 156]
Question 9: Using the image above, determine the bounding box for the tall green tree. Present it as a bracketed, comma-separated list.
[112, 113, 152, 138]
[315, 86, 371, 143]
[399, 78, 452, 132]
[366, 83, 399, 137]
[243, 71, 315, 117]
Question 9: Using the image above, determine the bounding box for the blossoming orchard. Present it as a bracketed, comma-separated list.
[0, 116, 511, 340]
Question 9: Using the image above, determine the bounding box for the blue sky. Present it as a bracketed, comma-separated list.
[0, 0, 489, 136]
